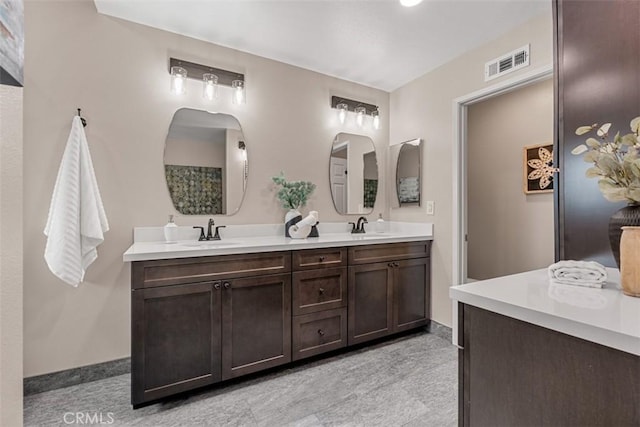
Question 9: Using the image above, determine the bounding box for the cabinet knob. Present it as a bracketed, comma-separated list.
[223, 281, 231, 289]
[393, 262, 399, 267]
[319, 256, 326, 262]
[388, 262, 394, 268]
[317, 329, 325, 336]
[213, 281, 221, 290]
[318, 287, 325, 295]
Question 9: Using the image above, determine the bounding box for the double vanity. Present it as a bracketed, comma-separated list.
[124, 222, 433, 407]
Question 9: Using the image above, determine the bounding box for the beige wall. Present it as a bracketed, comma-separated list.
[23, 0, 389, 376]
[389, 13, 552, 327]
[0, 84, 24, 425]
[164, 136, 226, 168]
[467, 78, 554, 280]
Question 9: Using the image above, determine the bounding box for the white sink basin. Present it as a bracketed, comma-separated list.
[351, 234, 398, 239]
[180, 241, 240, 249]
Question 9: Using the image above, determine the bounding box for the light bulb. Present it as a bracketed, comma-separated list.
[400, 0, 423, 6]
[203, 73, 218, 101]
[355, 106, 366, 128]
[372, 109, 380, 130]
[170, 66, 187, 95]
[232, 80, 246, 104]
[337, 103, 348, 124]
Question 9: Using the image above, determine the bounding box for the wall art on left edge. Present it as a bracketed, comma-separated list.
[523, 143, 556, 194]
[0, 0, 24, 87]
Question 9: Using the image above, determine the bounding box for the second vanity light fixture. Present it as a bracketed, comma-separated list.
[169, 57, 246, 104]
[331, 96, 380, 130]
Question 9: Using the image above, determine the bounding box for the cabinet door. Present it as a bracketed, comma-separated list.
[221, 273, 291, 380]
[348, 263, 393, 345]
[393, 257, 430, 332]
[131, 282, 221, 406]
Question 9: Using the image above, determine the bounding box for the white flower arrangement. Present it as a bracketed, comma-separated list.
[572, 116, 640, 204]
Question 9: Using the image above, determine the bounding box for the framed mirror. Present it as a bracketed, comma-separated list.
[329, 132, 378, 215]
[394, 138, 422, 206]
[164, 108, 247, 215]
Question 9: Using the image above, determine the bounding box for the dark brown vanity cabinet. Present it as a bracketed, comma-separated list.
[347, 241, 431, 345]
[291, 248, 348, 361]
[130, 241, 431, 406]
[131, 252, 292, 406]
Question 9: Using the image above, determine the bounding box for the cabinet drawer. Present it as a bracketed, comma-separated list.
[348, 241, 431, 265]
[292, 247, 347, 271]
[292, 308, 347, 361]
[292, 267, 347, 315]
[132, 251, 291, 289]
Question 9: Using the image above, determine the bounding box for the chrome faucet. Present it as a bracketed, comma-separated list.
[350, 217, 368, 234]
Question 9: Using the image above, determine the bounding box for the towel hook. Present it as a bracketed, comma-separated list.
[77, 108, 87, 128]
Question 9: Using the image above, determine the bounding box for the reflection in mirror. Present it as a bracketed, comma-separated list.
[164, 108, 247, 215]
[395, 138, 422, 206]
[329, 133, 378, 215]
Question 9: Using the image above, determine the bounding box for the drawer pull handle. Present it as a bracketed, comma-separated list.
[394, 262, 399, 267]
[318, 329, 325, 336]
[319, 256, 326, 262]
[388, 262, 394, 268]
[223, 281, 231, 289]
[213, 281, 221, 290]
[318, 288, 325, 295]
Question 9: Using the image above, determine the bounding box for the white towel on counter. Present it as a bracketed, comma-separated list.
[44, 116, 109, 287]
[547, 260, 607, 288]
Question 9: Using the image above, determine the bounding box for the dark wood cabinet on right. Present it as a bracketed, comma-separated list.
[348, 242, 431, 345]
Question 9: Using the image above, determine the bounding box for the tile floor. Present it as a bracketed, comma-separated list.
[24, 331, 457, 426]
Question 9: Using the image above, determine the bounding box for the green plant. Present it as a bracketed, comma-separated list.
[572, 116, 640, 204]
[272, 172, 316, 210]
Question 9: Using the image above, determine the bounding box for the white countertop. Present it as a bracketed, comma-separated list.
[123, 221, 433, 262]
[450, 268, 640, 356]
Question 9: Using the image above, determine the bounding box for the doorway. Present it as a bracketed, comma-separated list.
[452, 65, 553, 287]
[466, 78, 554, 281]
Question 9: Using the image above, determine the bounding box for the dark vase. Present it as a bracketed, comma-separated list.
[608, 204, 640, 268]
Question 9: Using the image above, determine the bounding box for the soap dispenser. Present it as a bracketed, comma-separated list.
[164, 214, 179, 243]
[375, 213, 385, 233]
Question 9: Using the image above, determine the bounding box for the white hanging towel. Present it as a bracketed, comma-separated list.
[44, 116, 109, 287]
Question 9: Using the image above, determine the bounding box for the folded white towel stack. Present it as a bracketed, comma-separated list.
[44, 116, 109, 287]
[547, 260, 608, 289]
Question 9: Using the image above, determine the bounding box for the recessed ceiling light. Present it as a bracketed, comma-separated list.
[400, 0, 423, 7]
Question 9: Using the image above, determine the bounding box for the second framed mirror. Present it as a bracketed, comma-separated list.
[329, 133, 378, 215]
[394, 138, 422, 207]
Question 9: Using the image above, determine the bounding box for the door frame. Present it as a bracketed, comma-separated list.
[451, 64, 553, 343]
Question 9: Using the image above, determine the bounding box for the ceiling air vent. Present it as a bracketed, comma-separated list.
[484, 44, 530, 82]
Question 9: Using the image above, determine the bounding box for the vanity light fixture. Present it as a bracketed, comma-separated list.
[371, 109, 380, 130]
[203, 73, 219, 101]
[331, 96, 380, 130]
[232, 80, 246, 104]
[170, 66, 187, 95]
[168, 58, 245, 103]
